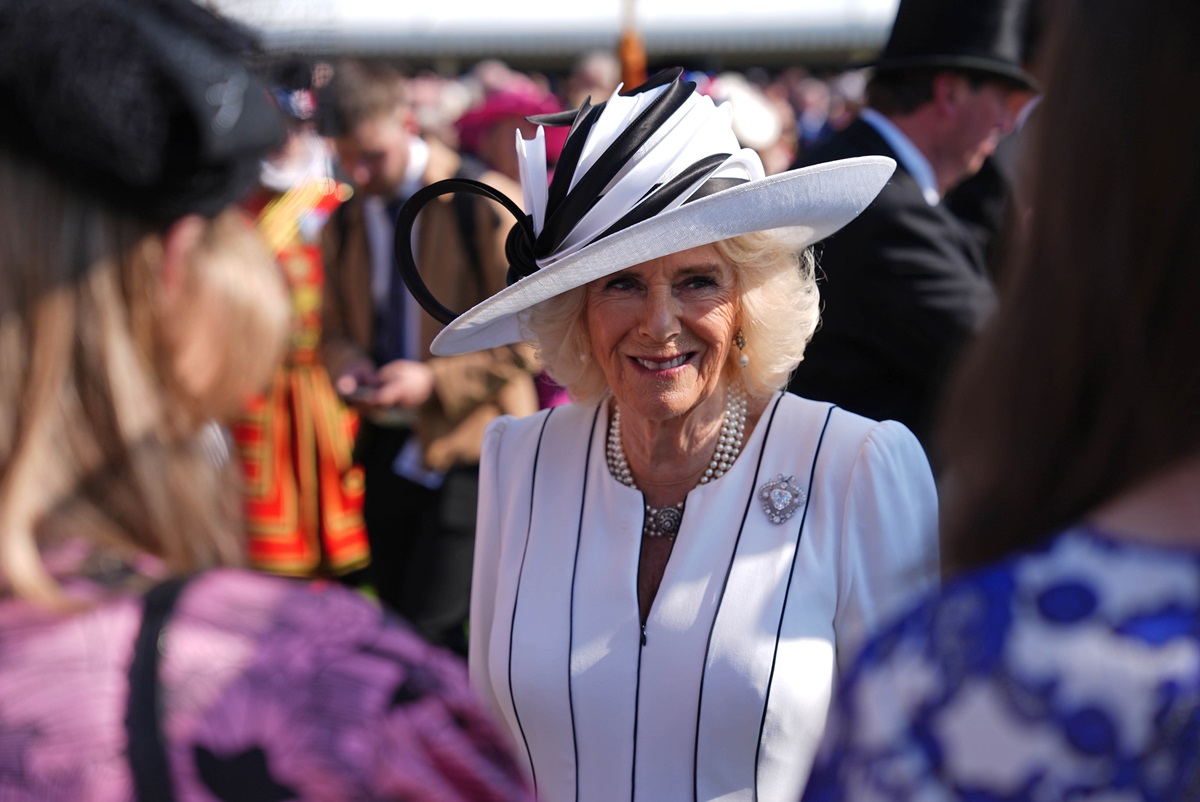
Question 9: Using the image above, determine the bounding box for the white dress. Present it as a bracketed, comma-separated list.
[469, 392, 938, 802]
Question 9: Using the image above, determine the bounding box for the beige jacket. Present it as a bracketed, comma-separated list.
[321, 137, 539, 472]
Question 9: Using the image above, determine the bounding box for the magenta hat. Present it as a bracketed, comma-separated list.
[456, 88, 567, 162]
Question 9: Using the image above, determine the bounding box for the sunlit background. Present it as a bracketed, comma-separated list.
[208, 0, 900, 73]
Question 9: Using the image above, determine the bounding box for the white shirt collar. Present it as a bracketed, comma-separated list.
[1016, 94, 1041, 130]
[860, 108, 941, 206]
[395, 134, 429, 202]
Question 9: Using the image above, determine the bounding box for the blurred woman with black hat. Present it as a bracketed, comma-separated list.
[0, 1, 530, 799]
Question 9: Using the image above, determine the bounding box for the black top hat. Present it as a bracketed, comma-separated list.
[0, 0, 285, 224]
[873, 0, 1039, 90]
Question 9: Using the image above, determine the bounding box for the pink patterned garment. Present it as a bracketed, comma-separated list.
[0, 542, 532, 801]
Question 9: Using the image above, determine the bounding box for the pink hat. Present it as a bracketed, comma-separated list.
[456, 88, 567, 163]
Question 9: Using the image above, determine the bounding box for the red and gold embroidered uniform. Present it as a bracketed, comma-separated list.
[233, 178, 369, 577]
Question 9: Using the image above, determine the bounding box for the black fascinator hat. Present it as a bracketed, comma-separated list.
[0, 0, 286, 223]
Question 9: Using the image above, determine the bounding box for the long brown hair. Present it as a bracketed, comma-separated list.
[937, 0, 1200, 573]
[0, 154, 288, 606]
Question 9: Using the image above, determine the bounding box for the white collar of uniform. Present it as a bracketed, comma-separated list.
[860, 108, 940, 207]
[395, 134, 430, 202]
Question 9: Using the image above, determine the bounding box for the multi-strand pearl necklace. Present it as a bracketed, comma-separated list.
[606, 387, 748, 539]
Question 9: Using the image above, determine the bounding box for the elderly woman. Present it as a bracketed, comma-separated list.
[0, 2, 532, 799]
[399, 69, 938, 801]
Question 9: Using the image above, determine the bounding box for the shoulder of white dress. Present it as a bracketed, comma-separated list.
[485, 401, 603, 458]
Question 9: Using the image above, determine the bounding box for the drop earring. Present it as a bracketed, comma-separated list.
[735, 330, 750, 368]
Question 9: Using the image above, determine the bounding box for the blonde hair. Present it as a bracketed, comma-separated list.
[0, 153, 289, 607]
[524, 231, 818, 402]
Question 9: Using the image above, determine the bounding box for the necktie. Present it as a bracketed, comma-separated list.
[376, 196, 407, 364]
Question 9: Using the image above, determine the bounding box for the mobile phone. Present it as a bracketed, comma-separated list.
[340, 384, 377, 403]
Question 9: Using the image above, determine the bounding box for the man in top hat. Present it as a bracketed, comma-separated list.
[786, 0, 1038, 451]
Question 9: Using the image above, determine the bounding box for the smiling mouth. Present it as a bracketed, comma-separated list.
[633, 354, 692, 371]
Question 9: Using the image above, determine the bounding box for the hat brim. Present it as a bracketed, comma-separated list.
[430, 155, 896, 356]
[870, 55, 1038, 91]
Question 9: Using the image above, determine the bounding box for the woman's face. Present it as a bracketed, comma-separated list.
[584, 244, 738, 423]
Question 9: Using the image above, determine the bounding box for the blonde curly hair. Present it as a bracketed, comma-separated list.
[523, 231, 818, 403]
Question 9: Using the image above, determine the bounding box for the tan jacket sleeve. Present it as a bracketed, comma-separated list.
[319, 196, 376, 381]
[412, 151, 541, 471]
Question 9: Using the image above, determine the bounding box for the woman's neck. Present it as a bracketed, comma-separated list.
[1088, 452, 1200, 548]
[616, 386, 747, 508]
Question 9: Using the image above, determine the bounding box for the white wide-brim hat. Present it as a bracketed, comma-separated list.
[396, 69, 895, 356]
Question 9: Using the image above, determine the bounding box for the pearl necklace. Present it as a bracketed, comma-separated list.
[606, 387, 748, 539]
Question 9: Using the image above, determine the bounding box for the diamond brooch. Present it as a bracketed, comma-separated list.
[758, 474, 805, 524]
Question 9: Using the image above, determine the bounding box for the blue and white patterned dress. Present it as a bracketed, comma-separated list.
[802, 525, 1200, 801]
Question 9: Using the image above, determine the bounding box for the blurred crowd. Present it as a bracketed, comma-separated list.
[315, 52, 869, 183]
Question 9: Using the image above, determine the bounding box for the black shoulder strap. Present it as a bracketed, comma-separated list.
[126, 576, 191, 802]
[452, 154, 491, 291]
